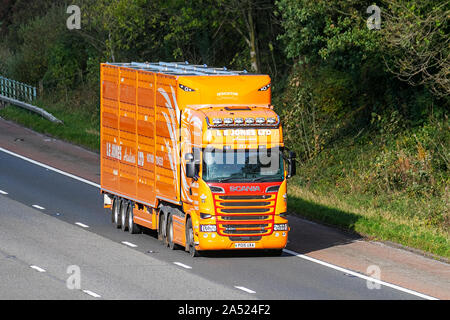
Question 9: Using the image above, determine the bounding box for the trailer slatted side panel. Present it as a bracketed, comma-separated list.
[101, 65, 120, 193]
[136, 71, 156, 205]
[155, 74, 180, 203]
[101, 63, 180, 207]
[118, 68, 137, 200]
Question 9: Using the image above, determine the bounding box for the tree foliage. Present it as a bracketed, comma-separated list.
[382, 0, 449, 97]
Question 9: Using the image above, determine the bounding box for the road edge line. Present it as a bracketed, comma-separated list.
[283, 248, 438, 300]
[0, 147, 100, 188]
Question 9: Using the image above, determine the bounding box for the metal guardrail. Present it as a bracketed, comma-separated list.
[0, 76, 36, 102]
[0, 76, 62, 124]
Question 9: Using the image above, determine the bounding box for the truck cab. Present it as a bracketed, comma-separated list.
[181, 105, 296, 253]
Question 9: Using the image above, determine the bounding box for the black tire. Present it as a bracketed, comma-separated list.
[186, 218, 200, 257]
[121, 201, 129, 231]
[167, 214, 181, 250]
[127, 203, 141, 234]
[157, 208, 166, 242]
[111, 197, 117, 224]
[113, 198, 122, 228]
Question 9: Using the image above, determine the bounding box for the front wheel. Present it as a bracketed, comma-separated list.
[186, 218, 200, 257]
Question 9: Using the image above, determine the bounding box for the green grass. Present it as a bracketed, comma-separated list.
[288, 185, 449, 259]
[0, 89, 100, 152]
[286, 123, 449, 259]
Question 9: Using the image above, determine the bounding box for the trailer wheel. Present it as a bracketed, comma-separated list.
[128, 204, 141, 234]
[121, 200, 128, 231]
[111, 197, 118, 224]
[186, 218, 200, 257]
[113, 198, 122, 228]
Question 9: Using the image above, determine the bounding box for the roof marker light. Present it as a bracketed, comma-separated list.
[255, 117, 265, 124]
[245, 118, 255, 124]
[258, 83, 271, 91]
[267, 117, 277, 124]
[234, 118, 244, 124]
[212, 118, 223, 125]
[223, 118, 234, 124]
[179, 84, 195, 92]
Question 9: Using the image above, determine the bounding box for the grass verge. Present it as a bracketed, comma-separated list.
[288, 185, 449, 259]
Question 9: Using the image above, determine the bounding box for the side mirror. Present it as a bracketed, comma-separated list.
[288, 150, 296, 178]
[185, 153, 196, 179]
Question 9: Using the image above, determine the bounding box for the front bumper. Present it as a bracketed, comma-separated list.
[195, 228, 288, 251]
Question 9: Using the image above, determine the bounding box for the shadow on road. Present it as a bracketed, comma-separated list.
[286, 195, 363, 255]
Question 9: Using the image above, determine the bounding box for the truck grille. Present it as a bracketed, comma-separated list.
[214, 194, 277, 237]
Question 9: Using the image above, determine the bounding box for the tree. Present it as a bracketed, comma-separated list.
[219, 0, 276, 73]
[382, 0, 450, 97]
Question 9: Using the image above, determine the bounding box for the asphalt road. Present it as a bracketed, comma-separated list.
[0, 150, 421, 299]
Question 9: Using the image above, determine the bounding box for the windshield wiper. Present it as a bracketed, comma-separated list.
[216, 176, 244, 183]
[249, 176, 283, 182]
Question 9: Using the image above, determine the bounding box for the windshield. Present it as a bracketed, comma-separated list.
[202, 148, 284, 183]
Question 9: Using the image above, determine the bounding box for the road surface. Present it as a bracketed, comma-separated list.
[0, 148, 428, 300]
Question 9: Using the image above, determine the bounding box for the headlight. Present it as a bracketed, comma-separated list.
[200, 224, 217, 232]
[210, 186, 225, 193]
[200, 212, 212, 219]
[273, 223, 288, 231]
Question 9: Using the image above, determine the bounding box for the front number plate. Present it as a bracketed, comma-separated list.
[235, 243, 256, 248]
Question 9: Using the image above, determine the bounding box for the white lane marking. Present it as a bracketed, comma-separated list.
[283, 249, 438, 300]
[173, 262, 192, 269]
[0, 189, 8, 195]
[32, 205, 45, 210]
[30, 265, 46, 273]
[0, 147, 438, 300]
[75, 222, 89, 228]
[234, 286, 256, 294]
[82, 290, 101, 298]
[0, 147, 100, 188]
[121, 241, 137, 248]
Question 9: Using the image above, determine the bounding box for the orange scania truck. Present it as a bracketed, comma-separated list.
[100, 61, 296, 256]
